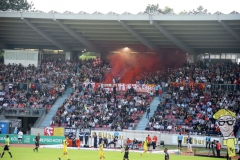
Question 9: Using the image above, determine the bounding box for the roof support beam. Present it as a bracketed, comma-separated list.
[54, 19, 100, 52]
[22, 18, 70, 51]
[152, 21, 196, 54]
[218, 20, 240, 42]
[119, 20, 157, 50]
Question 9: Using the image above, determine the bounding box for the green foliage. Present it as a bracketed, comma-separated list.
[144, 4, 174, 14]
[0, 0, 34, 11]
[179, 6, 210, 14]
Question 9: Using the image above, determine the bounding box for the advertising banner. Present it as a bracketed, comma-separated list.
[172, 135, 220, 147]
[54, 127, 65, 136]
[0, 134, 65, 145]
[0, 134, 18, 143]
[64, 128, 77, 136]
[0, 122, 8, 134]
[44, 127, 54, 136]
[23, 135, 32, 144]
[91, 130, 124, 140]
[39, 136, 65, 145]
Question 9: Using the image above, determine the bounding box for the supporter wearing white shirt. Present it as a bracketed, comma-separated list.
[118, 104, 121, 109]
[180, 86, 184, 91]
[92, 122, 95, 128]
[3, 103, 8, 107]
[167, 125, 172, 131]
[153, 124, 160, 131]
[0, 91, 5, 96]
[130, 108, 134, 113]
[9, 83, 13, 89]
[18, 130, 23, 143]
[94, 118, 98, 123]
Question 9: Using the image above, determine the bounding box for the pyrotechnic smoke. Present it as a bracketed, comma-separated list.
[105, 50, 186, 83]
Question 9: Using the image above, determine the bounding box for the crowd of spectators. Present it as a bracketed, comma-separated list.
[2, 57, 240, 136]
[0, 64, 61, 113]
[136, 61, 240, 92]
[0, 58, 110, 113]
[51, 84, 152, 131]
[145, 61, 240, 136]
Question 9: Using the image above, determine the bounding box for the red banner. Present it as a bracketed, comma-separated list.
[170, 82, 205, 89]
[44, 127, 54, 136]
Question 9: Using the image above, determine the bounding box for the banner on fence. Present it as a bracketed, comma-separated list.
[54, 127, 65, 136]
[0, 134, 65, 145]
[0, 134, 18, 143]
[91, 130, 124, 140]
[64, 128, 77, 136]
[171, 135, 220, 146]
[44, 127, 54, 136]
[170, 82, 205, 89]
[82, 83, 155, 93]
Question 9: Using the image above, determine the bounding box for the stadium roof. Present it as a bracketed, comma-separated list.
[0, 10, 240, 54]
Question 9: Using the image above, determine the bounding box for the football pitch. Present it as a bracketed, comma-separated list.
[1, 147, 226, 160]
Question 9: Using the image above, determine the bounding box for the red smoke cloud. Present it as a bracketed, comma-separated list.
[104, 50, 187, 84]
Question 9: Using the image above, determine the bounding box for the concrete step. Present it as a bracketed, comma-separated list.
[39, 89, 70, 128]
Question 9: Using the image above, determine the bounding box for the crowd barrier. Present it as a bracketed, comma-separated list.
[0, 82, 62, 92]
[1, 81, 239, 93]
[31, 128, 222, 148]
[3, 108, 45, 117]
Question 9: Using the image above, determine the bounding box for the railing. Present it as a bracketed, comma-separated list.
[208, 84, 239, 91]
[169, 82, 239, 92]
[0, 81, 64, 92]
[3, 108, 46, 117]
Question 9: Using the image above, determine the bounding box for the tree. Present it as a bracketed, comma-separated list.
[0, 0, 34, 11]
[144, 4, 161, 14]
[161, 6, 174, 14]
[190, 6, 210, 14]
[144, 4, 174, 14]
[179, 10, 188, 15]
[179, 6, 210, 14]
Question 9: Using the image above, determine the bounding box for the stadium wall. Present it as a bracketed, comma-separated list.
[4, 50, 38, 67]
[31, 128, 222, 148]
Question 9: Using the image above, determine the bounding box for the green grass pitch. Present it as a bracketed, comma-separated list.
[1, 147, 226, 160]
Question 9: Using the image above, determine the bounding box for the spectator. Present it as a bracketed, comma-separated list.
[93, 132, 98, 148]
[177, 133, 183, 148]
[206, 135, 211, 149]
[216, 140, 221, 157]
[108, 137, 118, 148]
[103, 137, 108, 148]
[132, 138, 139, 149]
[186, 135, 192, 152]
[152, 135, 158, 151]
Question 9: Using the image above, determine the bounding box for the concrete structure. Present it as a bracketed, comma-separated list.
[0, 10, 240, 60]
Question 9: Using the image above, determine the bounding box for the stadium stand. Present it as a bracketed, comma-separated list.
[50, 85, 153, 131]
[145, 61, 240, 136]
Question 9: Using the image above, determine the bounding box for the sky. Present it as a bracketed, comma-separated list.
[29, 0, 240, 14]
